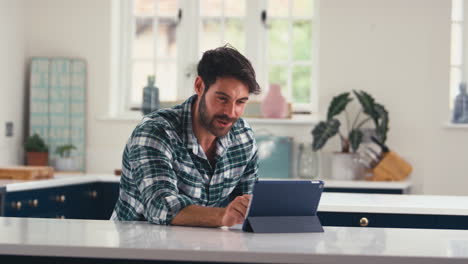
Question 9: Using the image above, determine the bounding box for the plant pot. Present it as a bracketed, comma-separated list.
[55, 157, 78, 171]
[330, 152, 362, 180]
[26, 152, 49, 166]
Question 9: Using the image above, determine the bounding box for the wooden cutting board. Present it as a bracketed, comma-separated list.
[0, 166, 54, 180]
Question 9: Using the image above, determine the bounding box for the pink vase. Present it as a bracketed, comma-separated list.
[261, 84, 288, 118]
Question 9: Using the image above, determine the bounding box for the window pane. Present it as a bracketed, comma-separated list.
[225, 19, 245, 53]
[450, 67, 462, 109]
[293, 20, 312, 60]
[268, 0, 289, 17]
[452, 0, 464, 21]
[200, 0, 222, 17]
[451, 23, 463, 66]
[292, 0, 313, 17]
[157, 0, 178, 17]
[269, 19, 289, 61]
[157, 19, 177, 58]
[134, 17, 154, 59]
[156, 62, 177, 101]
[200, 19, 222, 52]
[292, 66, 311, 103]
[269, 65, 288, 96]
[135, 0, 155, 15]
[131, 61, 154, 104]
[225, 0, 245, 16]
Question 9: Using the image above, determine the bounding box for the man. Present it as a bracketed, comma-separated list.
[111, 46, 261, 227]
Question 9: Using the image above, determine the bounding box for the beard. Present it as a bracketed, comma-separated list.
[198, 92, 238, 137]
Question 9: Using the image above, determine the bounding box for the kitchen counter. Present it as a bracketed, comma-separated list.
[0, 174, 464, 216]
[0, 217, 467, 264]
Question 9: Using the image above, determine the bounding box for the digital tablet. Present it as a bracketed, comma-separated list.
[242, 180, 325, 233]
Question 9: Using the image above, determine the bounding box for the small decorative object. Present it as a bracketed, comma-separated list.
[54, 144, 77, 171]
[296, 143, 320, 179]
[452, 82, 468, 124]
[311, 90, 389, 180]
[25, 133, 49, 166]
[142, 75, 160, 115]
[261, 83, 288, 118]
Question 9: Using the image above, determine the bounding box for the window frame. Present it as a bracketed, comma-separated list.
[451, 0, 465, 110]
[111, 0, 319, 117]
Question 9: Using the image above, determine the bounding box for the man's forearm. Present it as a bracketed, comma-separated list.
[170, 205, 226, 227]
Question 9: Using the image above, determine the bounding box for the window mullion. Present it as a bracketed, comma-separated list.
[221, 0, 226, 45]
[124, 0, 136, 112]
[287, 0, 293, 102]
[153, 0, 159, 85]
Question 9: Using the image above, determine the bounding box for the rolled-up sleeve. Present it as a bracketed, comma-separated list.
[129, 133, 194, 225]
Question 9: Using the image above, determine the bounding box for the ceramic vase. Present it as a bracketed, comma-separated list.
[55, 157, 78, 171]
[261, 84, 288, 118]
[330, 152, 362, 180]
[142, 75, 160, 115]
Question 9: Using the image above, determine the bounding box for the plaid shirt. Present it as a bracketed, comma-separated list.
[111, 95, 258, 225]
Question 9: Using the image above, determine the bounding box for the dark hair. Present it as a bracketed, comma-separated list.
[197, 45, 261, 95]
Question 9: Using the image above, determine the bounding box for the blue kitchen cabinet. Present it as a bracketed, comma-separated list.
[65, 183, 100, 219]
[323, 187, 405, 194]
[0, 187, 5, 216]
[4, 183, 119, 220]
[5, 185, 72, 218]
[97, 182, 119, 220]
[317, 211, 468, 230]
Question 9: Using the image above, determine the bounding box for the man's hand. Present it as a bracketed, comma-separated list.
[221, 194, 251, 227]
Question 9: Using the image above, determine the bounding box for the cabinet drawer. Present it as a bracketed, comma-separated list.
[5, 187, 69, 218]
[318, 212, 439, 229]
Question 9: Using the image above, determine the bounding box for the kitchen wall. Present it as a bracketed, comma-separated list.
[20, 0, 468, 195]
[0, 0, 26, 166]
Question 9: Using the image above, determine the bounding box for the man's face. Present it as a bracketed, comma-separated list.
[197, 77, 249, 137]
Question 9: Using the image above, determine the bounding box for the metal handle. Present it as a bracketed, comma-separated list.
[29, 199, 39, 208]
[56, 215, 66, 219]
[360, 217, 369, 227]
[55, 195, 66, 203]
[89, 190, 98, 199]
[11, 201, 22, 210]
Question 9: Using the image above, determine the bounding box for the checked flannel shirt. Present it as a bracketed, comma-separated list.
[111, 94, 258, 225]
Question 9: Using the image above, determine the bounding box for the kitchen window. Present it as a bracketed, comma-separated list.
[112, 0, 317, 117]
[451, 0, 464, 110]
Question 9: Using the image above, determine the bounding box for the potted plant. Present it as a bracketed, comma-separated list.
[311, 90, 389, 180]
[25, 133, 49, 166]
[54, 144, 77, 171]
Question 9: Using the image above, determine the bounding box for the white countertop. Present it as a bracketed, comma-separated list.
[0, 173, 119, 192]
[0, 173, 410, 191]
[0, 174, 466, 216]
[0, 217, 467, 264]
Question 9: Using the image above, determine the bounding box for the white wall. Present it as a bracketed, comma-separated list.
[0, 0, 26, 165]
[25, 0, 134, 173]
[319, 0, 468, 195]
[23, 0, 468, 195]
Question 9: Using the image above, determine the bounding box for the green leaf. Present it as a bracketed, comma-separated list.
[353, 90, 379, 121]
[374, 103, 389, 143]
[327, 92, 352, 120]
[55, 144, 77, 158]
[349, 129, 363, 152]
[311, 119, 340, 151]
[24, 133, 48, 152]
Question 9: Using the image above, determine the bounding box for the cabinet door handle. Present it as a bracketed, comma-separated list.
[55, 195, 66, 203]
[89, 190, 98, 199]
[56, 215, 66, 219]
[360, 217, 369, 227]
[29, 199, 39, 208]
[11, 201, 22, 210]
